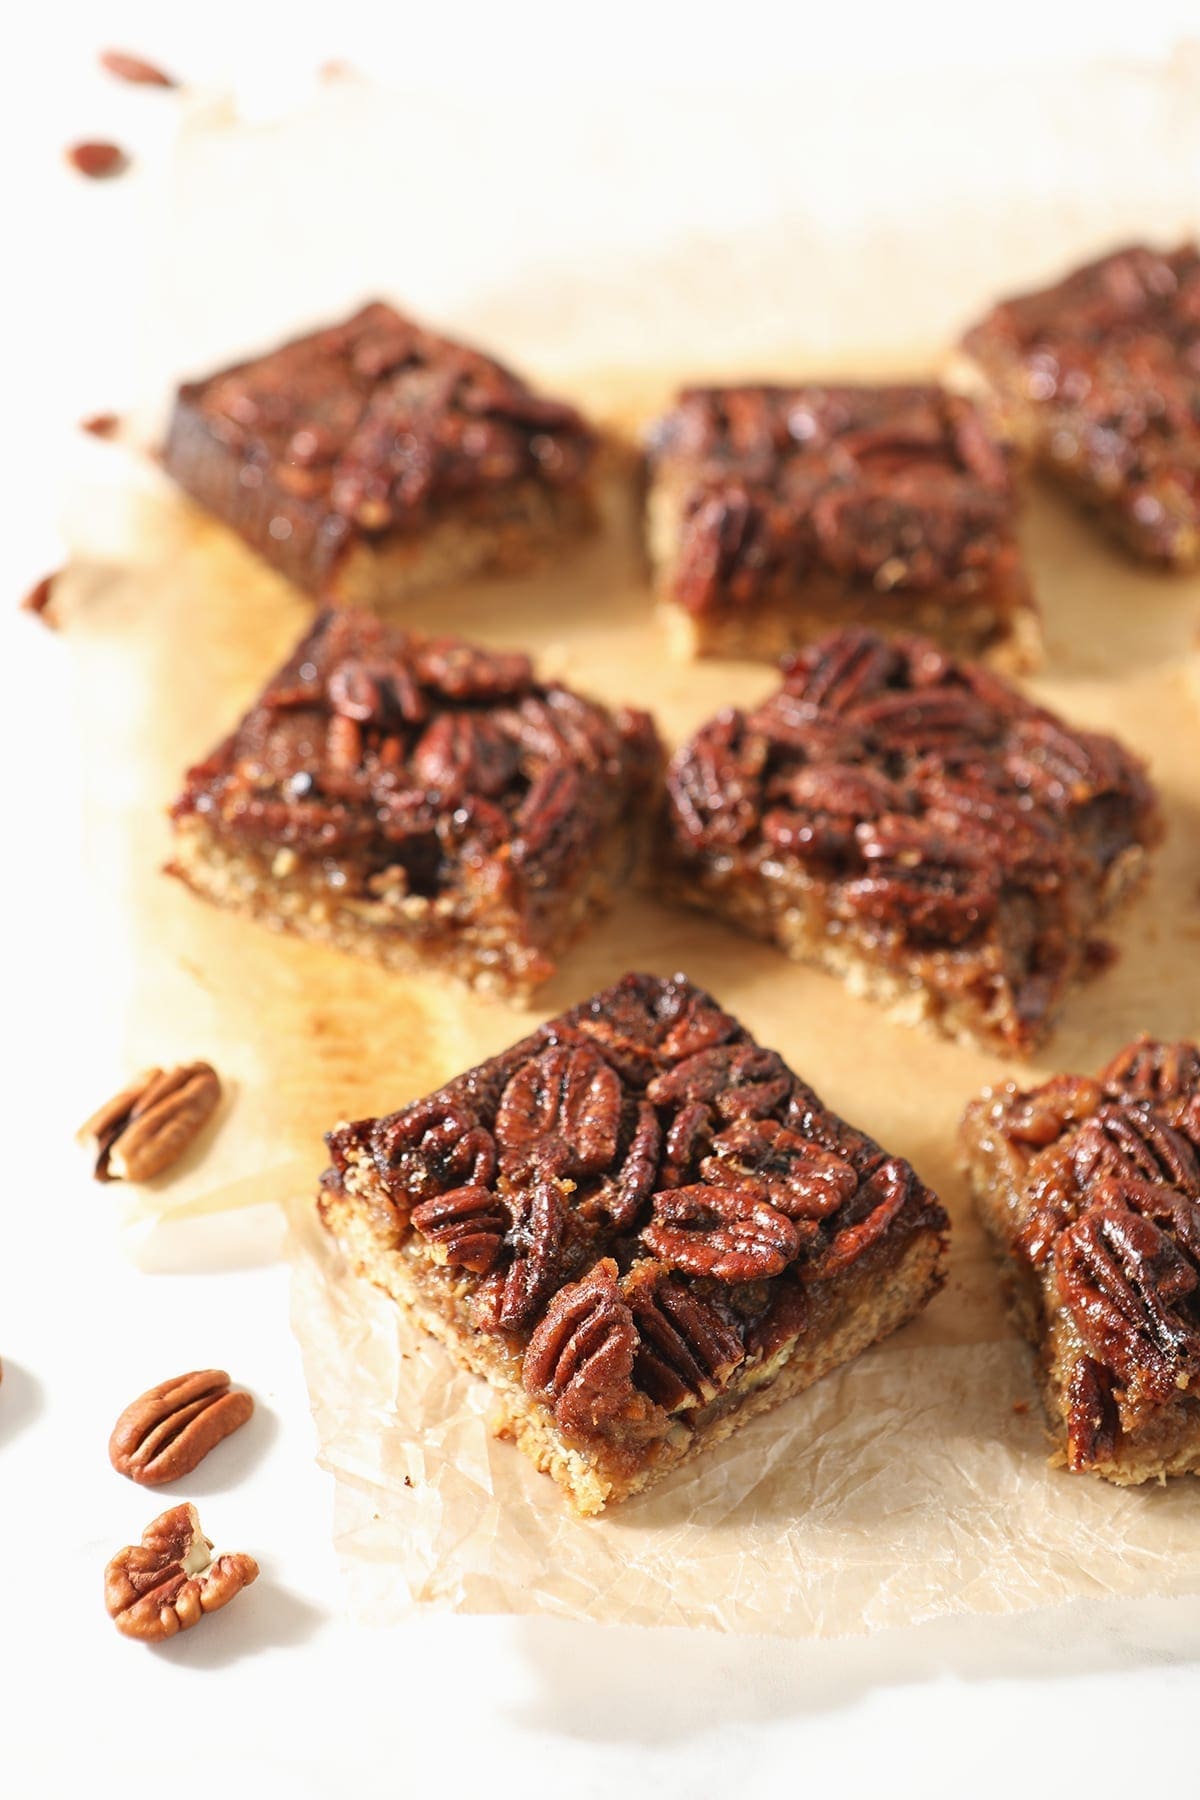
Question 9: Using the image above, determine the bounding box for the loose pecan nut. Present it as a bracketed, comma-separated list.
[77, 1062, 222, 1182]
[67, 141, 128, 179]
[105, 1503, 258, 1642]
[109, 1371, 254, 1486]
[100, 48, 178, 86]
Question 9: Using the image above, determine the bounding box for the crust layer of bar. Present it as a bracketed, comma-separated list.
[662, 628, 1161, 1054]
[645, 383, 1039, 666]
[318, 972, 949, 1514]
[960, 1036, 1200, 1483]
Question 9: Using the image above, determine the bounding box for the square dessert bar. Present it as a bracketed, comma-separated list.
[168, 609, 660, 999]
[662, 629, 1161, 1054]
[163, 302, 598, 604]
[960, 243, 1200, 565]
[960, 1037, 1200, 1483]
[645, 383, 1040, 667]
[319, 972, 948, 1514]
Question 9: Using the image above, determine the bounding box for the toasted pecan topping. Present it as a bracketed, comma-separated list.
[325, 973, 946, 1442]
[994, 1038, 1200, 1465]
[665, 628, 1158, 1035]
[176, 302, 594, 551]
[172, 609, 659, 904]
[649, 383, 1019, 615]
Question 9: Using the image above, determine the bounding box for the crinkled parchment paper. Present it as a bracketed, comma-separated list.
[57, 56, 1200, 1631]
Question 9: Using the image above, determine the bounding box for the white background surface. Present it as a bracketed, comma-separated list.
[4, 5, 1200, 1795]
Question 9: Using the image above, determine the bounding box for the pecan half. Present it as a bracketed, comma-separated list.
[410, 1185, 508, 1274]
[411, 712, 518, 797]
[372, 1096, 496, 1199]
[67, 141, 129, 179]
[109, 1371, 254, 1486]
[624, 1265, 745, 1411]
[99, 48, 178, 86]
[1065, 1355, 1119, 1471]
[702, 1119, 858, 1219]
[642, 1183, 802, 1281]
[1072, 1103, 1200, 1197]
[77, 1062, 222, 1182]
[802, 1157, 913, 1280]
[495, 1043, 621, 1177]
[522, 1259, 641, 1436]
[497, 1177, 566, 1331]
[1102, 1037, 1200, 1104]
[104, 1503, 258, 1642]
[646, 1044, 791, 1121]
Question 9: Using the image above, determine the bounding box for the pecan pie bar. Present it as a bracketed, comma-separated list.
[960, 1037, 1200, 1483]
[163, 302, 597, 603]
[645, 383, 1040, 667]
[168, 609, 660, 998]
[319, 972, 948, 1514]
[960, 243, 1200, 565]
[662, 629, 1161, 1054]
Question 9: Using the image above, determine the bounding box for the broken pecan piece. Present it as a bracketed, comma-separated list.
[104, 1503, 258, 1642]
[642, 1182, 803, 1281]
[109, 1371, 254, 1485]
[77, 1062, 222, 1182]
[522, 1259, 641, 1435]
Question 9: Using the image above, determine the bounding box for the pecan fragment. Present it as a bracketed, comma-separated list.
[105, 1503, 257, 1643]
[523, 1260, 641, 1435]
[1003, 1074, 1102, 1148]
[109, 1371, 254, 1485]
[77, 1062, 222, 1182]
[99, 48, 177, 86]
[67, 141, 128, 179]
[642, 1183, 802, 1281]
[411, 1185, 508, 1274]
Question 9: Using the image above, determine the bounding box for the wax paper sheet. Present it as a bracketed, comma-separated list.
[55, 54, 1200, 1630]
